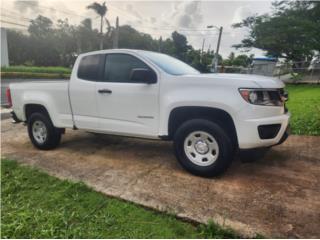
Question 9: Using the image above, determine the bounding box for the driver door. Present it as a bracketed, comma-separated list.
[95, 53, 159, 137]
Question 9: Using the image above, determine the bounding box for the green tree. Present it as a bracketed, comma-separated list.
[76, 18, 100, 52]
[7, 30, 32, 65]
[28, 15, 60, 66]
[87, 2, 108, 50]
[228, 52, 235, 62]
[233, 55, 251, 67]
[6, 14, 209, 70]
[28, 15, 53, 39]
[117, 25, 157, 51]
[223, 52, 235, 66]
[187, 49, 215, 73]
[55, 19, 77, 67]
[233, 1, 320, 63]
[171, 31, 191, 61]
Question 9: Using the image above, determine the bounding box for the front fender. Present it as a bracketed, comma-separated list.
[159, 85, 240, 135]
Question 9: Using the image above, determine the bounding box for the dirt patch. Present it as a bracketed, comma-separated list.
[1, 119, 319, 238]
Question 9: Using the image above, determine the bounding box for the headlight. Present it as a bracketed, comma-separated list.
[239, 88, 284, 106]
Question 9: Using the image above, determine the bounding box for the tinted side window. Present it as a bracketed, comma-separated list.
[77, 54, 104, 81]
[104, 54, 152, 83]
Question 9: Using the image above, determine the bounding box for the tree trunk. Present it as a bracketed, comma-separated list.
[100, 16, 103, 50]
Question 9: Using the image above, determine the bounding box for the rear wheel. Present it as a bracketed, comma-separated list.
[27, 112, 61, 150]
[173, 119, 235, 177]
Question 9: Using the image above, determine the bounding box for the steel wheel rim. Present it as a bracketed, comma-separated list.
[32, 120, 47, 144]
[183, 131, 219, 166]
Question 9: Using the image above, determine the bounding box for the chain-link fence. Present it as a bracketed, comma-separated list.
[218, 61, 320, 84]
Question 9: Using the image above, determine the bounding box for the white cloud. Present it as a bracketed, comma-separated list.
[232, 5, 253, 24]
[177, 1, 203, 28]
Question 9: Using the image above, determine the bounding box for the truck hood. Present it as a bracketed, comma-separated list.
[180, 73, 285, 89]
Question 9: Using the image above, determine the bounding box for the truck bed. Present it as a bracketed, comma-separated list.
[10, 80, 73, 128]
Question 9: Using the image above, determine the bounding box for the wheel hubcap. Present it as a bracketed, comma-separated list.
[184, 131, 219, 166]
[32, 120, 47, 144]
[194, 140, 209, 154]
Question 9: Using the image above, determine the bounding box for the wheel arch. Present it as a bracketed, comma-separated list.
[24, 104, 52, 122]
[167, 106, 238, 148]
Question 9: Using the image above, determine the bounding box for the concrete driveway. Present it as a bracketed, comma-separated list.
[1, 119, 319, 238]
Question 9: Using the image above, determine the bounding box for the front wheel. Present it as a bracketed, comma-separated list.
[173, 119, 235, 177]
[27, 112, 61, 150]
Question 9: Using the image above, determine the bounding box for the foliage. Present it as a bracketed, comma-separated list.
[197, 220, 238, 239]
[1, 159, 239, 238]
[1, 72, 70, 79]
[117, 25, 157, 51]
[5, 1, 231, 73]
[87, 2, 107, 18]
[1, 66, 71, 74]
[222, 52, 254, 67]
[7, 1, 260, 73]
[1, 66, 71, 79]
[171, 31, 192, 62]
[7, 13, 217, 72]
[285, 84, 320, 135]
[233, 1, 320, 62]
[289, 72, 303, 83]
[87, 1, 108, 49]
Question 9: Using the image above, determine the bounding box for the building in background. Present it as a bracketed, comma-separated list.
[251, 57, 277, 76]
[1, 28, 9, 67]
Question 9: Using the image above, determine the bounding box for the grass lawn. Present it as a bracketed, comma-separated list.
[1, 66, 71, 74]
[1, 159, 238, 239]
[1, 66, 71, 79]
[285, 84, 320, 136]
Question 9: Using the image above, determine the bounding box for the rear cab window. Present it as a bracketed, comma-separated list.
[77, 54, 105, 81]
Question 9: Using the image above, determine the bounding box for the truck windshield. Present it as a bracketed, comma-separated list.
[140, 51, 200, 76]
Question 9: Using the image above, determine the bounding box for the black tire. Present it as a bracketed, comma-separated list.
[27, 112, 61, 150]
[173, 119, 235, 177]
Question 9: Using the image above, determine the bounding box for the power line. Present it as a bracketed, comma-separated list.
[134, 25, 217, 32]
[0, 20, 29, 28]
[35, 4, 87, 19]
[1, 6, 227, 34]
[1, 5, 87, 20]
[107, 5, 219, 32]
[1, 13, 32, 23]
[1, 8, 33, 20]
[0, 6, 232, 42]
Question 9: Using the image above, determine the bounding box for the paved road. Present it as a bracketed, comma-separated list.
[1, 119, 319, 237]
[1, 79, 65, 106]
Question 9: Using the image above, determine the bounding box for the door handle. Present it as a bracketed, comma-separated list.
[98, 89, 112, 94]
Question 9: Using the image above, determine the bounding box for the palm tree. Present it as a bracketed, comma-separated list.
[87, 2, 107, 50]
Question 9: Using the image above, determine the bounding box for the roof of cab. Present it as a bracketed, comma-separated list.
[79, 49, 149, 57]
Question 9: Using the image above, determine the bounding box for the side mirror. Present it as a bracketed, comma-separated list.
[130, 68, 157, 84]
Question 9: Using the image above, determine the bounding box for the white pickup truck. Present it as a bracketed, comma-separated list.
[7, 49, 290, 176]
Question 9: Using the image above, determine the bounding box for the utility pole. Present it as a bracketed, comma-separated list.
[214, 26, 223, 72]
[113, 16, 119, 49]
[158, 36, 162, 52]
[200, 38, 205, 63]
[100, 15, 103, 50]
[207, 25, 223, 72]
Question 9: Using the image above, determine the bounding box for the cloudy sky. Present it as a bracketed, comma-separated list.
[1, 0, 273, 57]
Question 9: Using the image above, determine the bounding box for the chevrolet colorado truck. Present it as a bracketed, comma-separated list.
[7, 49, 290, 177]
